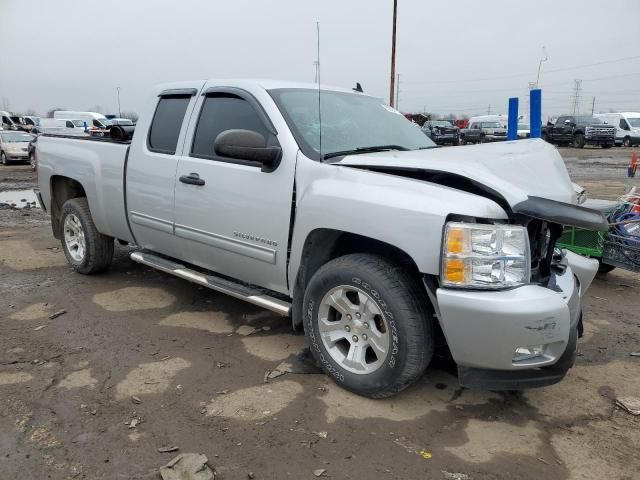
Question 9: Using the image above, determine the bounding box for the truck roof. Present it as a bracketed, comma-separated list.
[154, 79, 373, 96]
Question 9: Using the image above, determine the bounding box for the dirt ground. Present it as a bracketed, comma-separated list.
[1, 146, 639, 480]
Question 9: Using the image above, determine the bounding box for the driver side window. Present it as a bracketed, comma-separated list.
[191, 95, 270, 160]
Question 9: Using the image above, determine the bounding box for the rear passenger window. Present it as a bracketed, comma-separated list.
[148, 96, 191, 154]
[191, 95, 270, 159]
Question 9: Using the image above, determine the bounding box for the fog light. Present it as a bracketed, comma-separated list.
[513, 345, 545, 362]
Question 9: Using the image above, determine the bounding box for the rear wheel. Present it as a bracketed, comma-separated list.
[60, 197, 114, 274]
[573, 133, 586, 148]
[29, 153, 36, 170]
[303, 253, 433, 398]
[602, 143, 612, 149]
[479, 134, 487, 143]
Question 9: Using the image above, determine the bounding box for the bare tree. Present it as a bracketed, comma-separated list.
[121, 111, 139, 122]
[25, 109, 38, 116]
[46, 107, 64, 118]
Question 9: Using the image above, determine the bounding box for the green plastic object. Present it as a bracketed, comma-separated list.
[556, 226, 605, 258]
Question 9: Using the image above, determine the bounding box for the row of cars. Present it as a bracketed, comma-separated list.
[421, 111, 640, 148]
[0, 110, 137, 169]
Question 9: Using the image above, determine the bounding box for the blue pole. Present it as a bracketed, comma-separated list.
[530, 89, 542, 138]
[507, 97, 518, 140]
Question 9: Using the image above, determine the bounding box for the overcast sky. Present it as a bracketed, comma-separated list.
[1, 0, 639, 120]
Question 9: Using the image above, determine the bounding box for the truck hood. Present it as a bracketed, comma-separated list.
[334, 139, 607, 230]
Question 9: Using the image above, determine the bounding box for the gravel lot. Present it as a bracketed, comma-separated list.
[1, 146, 639, 480]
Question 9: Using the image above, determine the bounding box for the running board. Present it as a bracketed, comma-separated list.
[130, 252, 291, 316]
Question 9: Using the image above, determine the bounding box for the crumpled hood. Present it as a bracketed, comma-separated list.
[334, 138, 576, 208]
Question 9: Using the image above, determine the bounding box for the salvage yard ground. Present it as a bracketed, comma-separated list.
[1, 146, 639, 480]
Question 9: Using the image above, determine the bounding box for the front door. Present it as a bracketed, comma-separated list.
[173, 87, 296, 294]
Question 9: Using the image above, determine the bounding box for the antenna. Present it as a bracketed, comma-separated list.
[316, 21, 322, 160]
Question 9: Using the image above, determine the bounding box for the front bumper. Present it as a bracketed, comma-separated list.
[435, 253, 597, 389]
[5, 151, 28, 160]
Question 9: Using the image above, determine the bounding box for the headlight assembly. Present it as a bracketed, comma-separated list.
[441, 222, 530, 289]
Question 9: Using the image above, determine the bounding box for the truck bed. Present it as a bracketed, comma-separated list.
[37, 134, 134, 243]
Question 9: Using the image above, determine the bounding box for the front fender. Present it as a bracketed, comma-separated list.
[288, 155, 508, 287]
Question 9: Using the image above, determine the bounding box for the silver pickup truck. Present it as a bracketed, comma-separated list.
[35, 79, 604, 398]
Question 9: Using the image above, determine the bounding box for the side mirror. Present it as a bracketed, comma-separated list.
[214, 129, 282, 168]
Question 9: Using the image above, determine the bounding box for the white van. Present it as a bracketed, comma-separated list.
[595, 112, 640, 147]
[39, 118, 88, 133]
[0, 111, 18, 130]
[54, 111, 111, 129]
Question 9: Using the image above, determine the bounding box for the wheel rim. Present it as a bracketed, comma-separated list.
[63, 214, 86, 262]
[317, 285, 390, 375]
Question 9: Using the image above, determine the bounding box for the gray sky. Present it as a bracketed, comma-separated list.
[1, 0, 639, 119]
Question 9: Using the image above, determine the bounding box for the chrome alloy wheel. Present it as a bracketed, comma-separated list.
[63, 213, 86, 262]
[317, 285, 390, 374]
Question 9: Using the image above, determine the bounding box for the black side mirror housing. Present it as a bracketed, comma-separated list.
[214, 129, 282, 170]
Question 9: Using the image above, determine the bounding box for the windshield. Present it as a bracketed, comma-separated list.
[576, 116, 601, 124]
[431, 120, 452, 127]
[0, 132, 34, 142]
[481, 122, 502, 128]
[269, 88, 435, 159]
[628, 118, 640, 127]
[10, 116, 25, 124]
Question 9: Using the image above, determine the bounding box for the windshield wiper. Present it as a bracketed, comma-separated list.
[322, 144, 410, 160]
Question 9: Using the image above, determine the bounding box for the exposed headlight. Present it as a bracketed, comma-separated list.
[441, 222, 531, 289]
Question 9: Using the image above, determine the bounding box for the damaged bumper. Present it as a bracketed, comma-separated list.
[435, 252, 597, 390]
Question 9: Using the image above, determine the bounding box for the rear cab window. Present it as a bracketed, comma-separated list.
[148, 95, 192, 155]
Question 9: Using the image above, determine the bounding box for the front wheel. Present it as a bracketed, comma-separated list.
[1, 152, 8, 165]
[573, 133, 586, 148]
[303, 254, 433, 398]
[60, 197, 114, 274]
[459, 136, 467, 146]
[623, 137, 632, 147]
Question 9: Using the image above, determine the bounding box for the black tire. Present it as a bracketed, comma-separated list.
[29, 153, 36, 171]
[479, 134, 487, 144]
[459, 136, 466, 146]
[303, 253, 433, 398]
[597, 261, 616, 274]
[573, 133, 585, 148]
[60, 197, 114, 274]
[452, 138, 460, 146]
[1, 152, 8, 165]
[601, 143, 612, 149]
[623, 137, 632, 148]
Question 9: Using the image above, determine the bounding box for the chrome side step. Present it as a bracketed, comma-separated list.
[130, 252, 291, 316]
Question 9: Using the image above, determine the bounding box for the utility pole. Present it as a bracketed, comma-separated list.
[389, 0, 398, 107]
[487, 105, 491, 115]
[116, 86, 122, 118]
[571, 79, 582, 115]
[591, 96, 596, 115]
[395, 73, 401, 111]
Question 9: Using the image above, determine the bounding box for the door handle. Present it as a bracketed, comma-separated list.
[179, 172, 205, 186]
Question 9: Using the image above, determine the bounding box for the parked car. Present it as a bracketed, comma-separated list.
[0, 131, 34, 165]
[36, 79, 602, 397]
[517, 123, 530, 139]
[24, 115, 41, 128]
[594, 112, 640, 147]
[9, 115, 32, 132]
[542, 115, 615, 148]
[109, 118, 135, 126]
[40, 118, 88, 133]
[0, 111, 18, 130]
[422, 120, 459, 145]
[460, 121, 507, 144]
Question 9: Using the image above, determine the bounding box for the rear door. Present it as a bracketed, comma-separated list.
[126, 84, 204, 258]
[172, 85, 297, 293]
